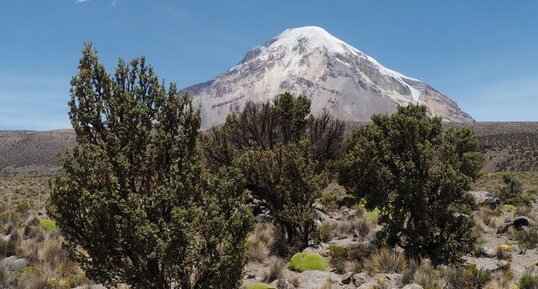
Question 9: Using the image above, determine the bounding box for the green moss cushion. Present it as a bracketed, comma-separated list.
[245, 283, 276, 289]
[40, 218, 57, 231]
[288, 252, 328, 272]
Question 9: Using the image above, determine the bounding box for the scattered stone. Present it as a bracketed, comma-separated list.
[276, 278, 290, 289]
[352, 272, 371, 287]
[340, 272, 353, 285]
[313, 209, 330, 224]
[312, 202, 327, 213]
[2, 234, 11, 242]
[254, 213, 275, 223]
[333, 208, 355, 221]
[470, 191, 499, 208]
[480, 245, 496, 257]
[481, 260, 510, 272]
[1, 256, 28, 271]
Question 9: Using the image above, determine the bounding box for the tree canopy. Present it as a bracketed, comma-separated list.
[48, 43, 252, 289]
[339, 105, 483, 263]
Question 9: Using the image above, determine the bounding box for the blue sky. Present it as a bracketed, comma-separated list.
[1, 0, 537, 130]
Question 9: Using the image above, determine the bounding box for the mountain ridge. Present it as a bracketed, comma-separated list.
[185, 26, 473, 129]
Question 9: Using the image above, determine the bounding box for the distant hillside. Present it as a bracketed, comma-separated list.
[0, 122, 536, 176]
[0, 130, 75, 176]
[445, 122, 538, 172]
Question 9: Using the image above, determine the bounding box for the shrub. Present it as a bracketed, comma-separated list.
[328, 245, 347, 273]
[444, 264, 491, 289]
[6, 228, 21, 256]
[265, 257, 285, 282]
[519, 271, 538, 289]
[364, 208, 380, 223]
[366, 247, 407, 274]
[339, 105, 482, 264]
[410, 260, 444, 289]
[502, 204, 516, 212]
[498, 175, 531, 207]
[327, 243, 372, 274]
[495, 244, 513, 260]
[317, 184, 352, 212]
[0, 261, 7, 285]
[39, 219, 56, 231]
[318, 221, 333, 243]
[247, 223, 276, 261]
[0, 238, 7, 257]
[517, 228, 538, 249]
[288, 252, 328, 272]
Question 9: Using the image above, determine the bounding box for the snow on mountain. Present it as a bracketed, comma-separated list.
[185, 26, 474, 129]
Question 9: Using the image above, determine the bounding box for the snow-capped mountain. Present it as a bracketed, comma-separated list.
[185, 26, 473, 128]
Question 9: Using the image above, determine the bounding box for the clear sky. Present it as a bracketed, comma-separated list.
[1, 0, 537, 130]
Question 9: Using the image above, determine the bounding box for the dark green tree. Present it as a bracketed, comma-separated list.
[48, 43, 252, 289]
[200, 93, 343, 253]
[339, 105, 483, 264]
[235, 140, 327, 253]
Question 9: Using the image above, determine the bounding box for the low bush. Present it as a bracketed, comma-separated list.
[519, 271, 538, 289]
[318, 221, 333, 243]
[247, 223, 275, 261]
[517, 228, 538, 249]
[264, 257, 285, 282]
[288, 252, 328, 272]
[495, 244, 513, 260]
[366, 247, 407, 274]
[412, 260, 444, 289]
[328, 243, 372, 273]
[444, 264, 491, 289]
[39, 219, 56, 231]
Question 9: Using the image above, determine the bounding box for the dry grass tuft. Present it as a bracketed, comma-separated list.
[265, 256, 286, 282]
[247, 223, 276, 262]
[365, 247, 407, 274]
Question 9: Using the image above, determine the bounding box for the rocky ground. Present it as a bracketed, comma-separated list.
[2, 174, 538, 289]
[241, 185, 538, 289]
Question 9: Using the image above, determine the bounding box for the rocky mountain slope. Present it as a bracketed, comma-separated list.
[185, 26, 474, 129]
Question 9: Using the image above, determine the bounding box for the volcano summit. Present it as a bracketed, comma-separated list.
[186, 26, 473, 128]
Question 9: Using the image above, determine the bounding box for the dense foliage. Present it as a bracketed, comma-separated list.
[48, 43, 252, 289]
[339, 105, 483, 263]
[201, 93, 344, 253]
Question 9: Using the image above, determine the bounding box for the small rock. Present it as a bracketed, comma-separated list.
[481, 261, 509, 272]
[313, 209, 330, 224]
[340, 272, 353, 285]
[481, 245, 496, 257]
[254, 213, 274, 223]
[10, 258, 28, 271]
[353, 272, 371, 287]
[1, 256, 28, 271]
[312, 202, 327, 213]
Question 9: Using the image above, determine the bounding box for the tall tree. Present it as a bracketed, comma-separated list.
[339, 105, 483, 264]
[235, 140, 327, 253]
[48, 43, 252, 289]
[200, 93, 343, 253]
